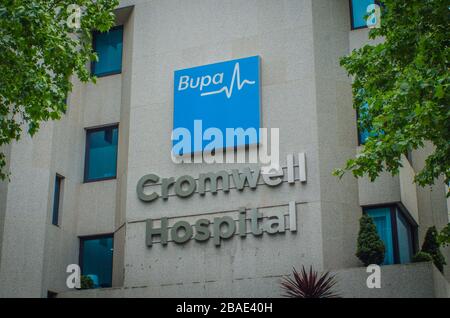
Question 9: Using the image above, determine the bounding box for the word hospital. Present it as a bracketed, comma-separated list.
[146, 202, 297, 247]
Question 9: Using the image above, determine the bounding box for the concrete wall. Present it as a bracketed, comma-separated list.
[0, 0, 449, 298]
[121, 0, 326, 290]
[311, 0, 360, 270]
[56, 262, 449, 298]
[399, 156, 419, 224]
[0, 124, 54, 297]
[112, 5, 135, 288]
[0, 144, 11, 270]
[335, 262, 449, 298]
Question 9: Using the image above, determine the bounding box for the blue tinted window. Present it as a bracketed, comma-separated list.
[80, 236, 113, 288]
[365, 206, 417, 265]
[396, 211, 414, 264]
[359, 127, 370, 145]
[366, 207, 394, 265]
[358, 102, 373, 145]
[85, 126, 118, 182]
[52, 175, 64, 225]
[351, 0, 375, 29]
[92, 26, 123, 76]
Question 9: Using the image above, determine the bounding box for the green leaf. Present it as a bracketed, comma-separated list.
[0, 0, 119, 180]
[336, 0, 449, 192]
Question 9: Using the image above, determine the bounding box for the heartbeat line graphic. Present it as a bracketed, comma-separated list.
[200, 62, 255, 99]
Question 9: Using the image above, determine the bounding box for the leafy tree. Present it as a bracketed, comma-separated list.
[0, 0, 119, 180]
[421, 226, 446, 273]
[334, 0, 449, 195]
[356, 214, 385, 266]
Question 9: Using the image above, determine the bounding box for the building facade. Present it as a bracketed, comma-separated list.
[0, 0, 449, 298]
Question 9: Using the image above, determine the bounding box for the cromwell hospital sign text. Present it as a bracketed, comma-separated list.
[137, 153, 307, 247]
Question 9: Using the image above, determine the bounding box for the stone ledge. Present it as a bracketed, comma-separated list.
[57, 262, 449, 298]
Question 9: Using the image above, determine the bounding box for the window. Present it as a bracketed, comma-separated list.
[350, 0, 376, 29]
[364, 205, 417, 265]
[52, 174, 64, 226]
[79, 235, 114, 288]
[358, 124, 370, 145]
[357, 102, 371, 145]
[357, 102, 386, 145]
[365, 207, 394, 264]
[92, 26, 123, 77]
[84, 125, 119, 183]
[396, 211, 414, 264]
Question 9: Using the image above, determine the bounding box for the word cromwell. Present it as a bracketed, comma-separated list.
[136, 153, 307, 203]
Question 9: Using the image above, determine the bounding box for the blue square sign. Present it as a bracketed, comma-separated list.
[173, 56, 261, 155]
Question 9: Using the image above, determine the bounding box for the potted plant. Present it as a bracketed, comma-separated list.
[356, 214, 385, 266]
[413, 226, 446, 273]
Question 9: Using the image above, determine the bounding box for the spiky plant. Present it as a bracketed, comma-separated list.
[280, 265, 340, 298]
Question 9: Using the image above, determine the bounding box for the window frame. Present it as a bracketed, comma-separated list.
[91, 25, 124, 78]
[83, 123, 119, 183]
[363, 203, 418, 265]
[78, 233, 114, 288]
[51, 174, 65, 226]
[349, 0, 381, 31]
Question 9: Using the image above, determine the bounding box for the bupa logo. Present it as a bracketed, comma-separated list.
[177, 61, 256, 99]
[173, 56, 261, 154]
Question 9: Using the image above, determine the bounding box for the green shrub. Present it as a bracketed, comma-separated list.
[412, 251, 433, 263]
[80, 275, 94, 289]
[356, 214, 385, 266]
[438, 223, 450, 247]
[420, 226, 446, 273]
